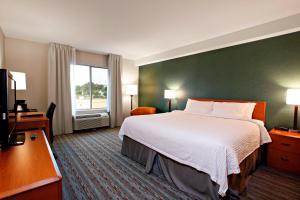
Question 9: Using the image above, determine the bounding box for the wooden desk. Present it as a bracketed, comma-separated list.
[0, 130, 62, 200]
[14, 112, 50, 142]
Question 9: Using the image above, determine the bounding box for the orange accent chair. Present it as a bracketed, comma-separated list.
[130, 107, 157, 116]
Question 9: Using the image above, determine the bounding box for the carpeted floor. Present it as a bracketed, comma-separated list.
[52, 128, 300, 200]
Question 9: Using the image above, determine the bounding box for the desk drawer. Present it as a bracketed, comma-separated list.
[267, 148, 300, 175]
[269, 134, 300, 154]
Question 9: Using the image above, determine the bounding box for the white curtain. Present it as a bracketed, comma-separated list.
[108, 54, 123, 127]
[48, 43, 75, 135]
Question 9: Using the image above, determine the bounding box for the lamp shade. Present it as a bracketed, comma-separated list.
[286, 89, 300, 105]
[126, 84, 138, 95]
[11, 71, 27, 90]
[164, 90, 176, 99]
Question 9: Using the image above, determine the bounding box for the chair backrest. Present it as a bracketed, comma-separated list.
[46, 102, 56, 120]
[46, 102, 56, 144]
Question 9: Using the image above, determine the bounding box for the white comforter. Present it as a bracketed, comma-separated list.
[119, 111, 271, 196]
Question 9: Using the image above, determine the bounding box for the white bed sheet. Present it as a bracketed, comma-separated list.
[119, 111, 271, 196]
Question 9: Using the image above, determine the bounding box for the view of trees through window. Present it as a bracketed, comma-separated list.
[73, 65, 108, 110]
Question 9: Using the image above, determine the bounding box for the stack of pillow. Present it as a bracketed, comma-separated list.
[184, 99, 256, 120]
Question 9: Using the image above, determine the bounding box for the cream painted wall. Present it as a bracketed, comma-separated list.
[0, 27, 5, 67]
[4, 37, 139, 118]
[4, 37, 48, 111]
[122, 58, 138, 118]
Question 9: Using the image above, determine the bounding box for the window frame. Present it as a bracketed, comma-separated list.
[73, 64, 108, 113]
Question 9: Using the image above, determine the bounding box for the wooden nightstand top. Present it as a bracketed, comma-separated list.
[269, 128, 300, 139]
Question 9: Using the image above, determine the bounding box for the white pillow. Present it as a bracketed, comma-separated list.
[244, 103, 256, 120]
[211, 102, 256, 120]
[184, 99, 214, 115]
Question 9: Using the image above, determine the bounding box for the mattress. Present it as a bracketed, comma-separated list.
[119, 111, 271, 195]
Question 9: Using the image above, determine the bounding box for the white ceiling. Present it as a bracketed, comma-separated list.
[1, 0, 300, 61]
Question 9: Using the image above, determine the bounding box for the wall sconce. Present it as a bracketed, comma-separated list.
[164, 89, 176, 112]
[126, 84, 138, 110]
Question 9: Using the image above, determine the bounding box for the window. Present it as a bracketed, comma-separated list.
[72, 65, 108, 111]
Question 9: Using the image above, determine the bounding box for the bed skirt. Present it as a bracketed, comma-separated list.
[121, 136, 260, 200]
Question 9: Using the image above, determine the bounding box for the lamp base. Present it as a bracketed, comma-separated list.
[130, 95, 133, 111]
[288, 129, 300, 133]
[293, 105, 298, 130]
[168, 99, 172, 112]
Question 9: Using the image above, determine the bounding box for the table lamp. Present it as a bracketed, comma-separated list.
[11, 71, 27, 90]
[11, 71, 27, 111]
[286, 89, 300, 131]
[164, 90, 176, 112]
[126, 84, 138, 110]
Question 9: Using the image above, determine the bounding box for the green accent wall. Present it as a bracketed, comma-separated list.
[139, 31, 300, 129]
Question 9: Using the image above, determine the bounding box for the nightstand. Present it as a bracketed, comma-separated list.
[267, 128, 300, 175]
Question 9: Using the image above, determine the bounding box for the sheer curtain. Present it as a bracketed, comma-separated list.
[48, 43, 75, 135]
[108, 54, 123, 127]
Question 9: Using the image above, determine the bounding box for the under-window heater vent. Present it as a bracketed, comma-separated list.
[73, 113, 110, 131]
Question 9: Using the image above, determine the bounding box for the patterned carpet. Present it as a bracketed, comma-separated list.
[52, 128, 300, 200]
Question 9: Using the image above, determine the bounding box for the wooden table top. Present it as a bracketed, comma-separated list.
[16, 112, 48, 122]
[0, 130, 61, 199]
[269, 128, 300, 139]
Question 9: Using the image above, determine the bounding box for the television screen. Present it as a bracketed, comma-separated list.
[0, 69, 16, 147]
[8, 75, 16, 136]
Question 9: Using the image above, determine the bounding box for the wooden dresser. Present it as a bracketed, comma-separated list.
[0, 130, 62, 200]
[267, 128, 300, 175]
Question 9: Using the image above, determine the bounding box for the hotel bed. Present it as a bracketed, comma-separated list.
[119, 99, 271, 199]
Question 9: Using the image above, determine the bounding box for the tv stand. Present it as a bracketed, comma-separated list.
[9, 132, 25, 145]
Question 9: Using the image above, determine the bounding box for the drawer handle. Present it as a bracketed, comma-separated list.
[280, 157, 289, 162]
[280, 143, 290, 146]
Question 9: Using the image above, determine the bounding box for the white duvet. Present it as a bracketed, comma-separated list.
[119, 111, 271, 196]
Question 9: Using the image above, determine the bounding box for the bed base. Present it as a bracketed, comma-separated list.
[121, 136, 260, 200]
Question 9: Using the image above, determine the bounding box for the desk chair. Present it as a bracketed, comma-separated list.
[130, 107, 156, 116]
[46, 102, 57, 159]
[46, 102, 56, 144]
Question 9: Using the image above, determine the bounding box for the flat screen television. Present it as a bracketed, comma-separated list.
[0, 69, 17, 148]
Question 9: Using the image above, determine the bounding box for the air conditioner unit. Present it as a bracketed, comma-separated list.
[73, 113, 110, 131]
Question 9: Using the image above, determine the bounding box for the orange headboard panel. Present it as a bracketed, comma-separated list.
[191, 98, 267, 123]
